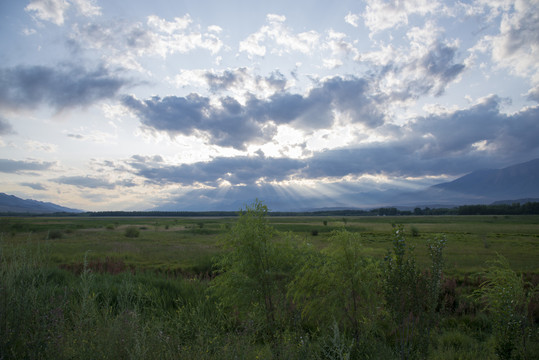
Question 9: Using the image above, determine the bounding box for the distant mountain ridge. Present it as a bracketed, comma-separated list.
[388, 158, 539, 208]
[0, 193, 82, 214]
[432, 158, 539, 199]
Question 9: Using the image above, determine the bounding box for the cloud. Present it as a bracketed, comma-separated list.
[302, 96, 539, 179]
[127, 154, 303, 187]
[51, 175, 129, 189]
[128, 95, 539, 190]
[71, 0, 101, 17]
[0, 64, 127, 111]
[526, 86, 539, 102]
[123, 76, 383, 149]
[344, 12, 360, 27]
[481, 0, 539, 86]
[362, 0, 441, 35]
[322, 30, 360, 68]
[0, 159, 55, 173]
[171, 67, 288, 99]
[0, 117, 13, 135]
[239, 14, 320, 58]
[123, 94, 274, 149]
[20, 182, 47, 190]
[69, 14, 223, 71]
[361, 22, 466, 100]
[25, 0, 70, 25]
[204, 68, 287, 94]
[25, 0, 101, 25]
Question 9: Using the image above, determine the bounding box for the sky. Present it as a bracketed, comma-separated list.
[0, 0, 538, 211]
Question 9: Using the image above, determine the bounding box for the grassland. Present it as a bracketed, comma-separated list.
[1, 214, 538, 276]
[1, 213, 538, 359]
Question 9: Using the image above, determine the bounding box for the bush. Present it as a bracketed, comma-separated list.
[474, 255, 537, 359]
[48, 230, 63, 239]
[124, 226, 140, 238]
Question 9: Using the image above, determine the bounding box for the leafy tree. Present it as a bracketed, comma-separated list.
[290, 229, 383, 353]
[210, 200, 299, 337]
[383, 225, 445, 359]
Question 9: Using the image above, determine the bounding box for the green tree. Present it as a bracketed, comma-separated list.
[210, 200, 298, 337]
[383, 225, 445, 359]
[290, 229, 383, 354]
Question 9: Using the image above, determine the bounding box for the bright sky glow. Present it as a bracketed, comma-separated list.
[1, 0, 538, 211]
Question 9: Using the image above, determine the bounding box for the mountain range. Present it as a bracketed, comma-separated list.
[384, 158, 539, 209]
[0, 193, 82, 214]
[1, 158, 538, 213]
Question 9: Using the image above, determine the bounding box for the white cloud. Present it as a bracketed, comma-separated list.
[362, 0, 441, 35]
[344, 11, 360, 27]
[483, 0, 539, 85]
[239, 13, 320, 58]
[360, 21, 465, 100]
[322, 29, 360, 66]
[25, 139, 58, 152]
[69, 14, 224, 71]
[25, 0, 101, 25]
[147, 14, 191, 33]
[25, 0, 70, 26]
[239, 31, 267, 57]
[71, 0, 101, 17]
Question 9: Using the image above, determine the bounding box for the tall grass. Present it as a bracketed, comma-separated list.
[1, 211, 538, 359]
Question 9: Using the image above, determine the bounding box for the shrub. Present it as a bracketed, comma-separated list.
[474, 255, 537, 359]
[48, 229, 63, 239]
[124, 226, 140, 238]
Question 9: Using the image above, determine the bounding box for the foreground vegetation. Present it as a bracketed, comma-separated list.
[1, 203, 538, 359]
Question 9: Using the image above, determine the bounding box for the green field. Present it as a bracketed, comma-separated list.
[1, 212, 538, 359]
[2, 214, 538, 276]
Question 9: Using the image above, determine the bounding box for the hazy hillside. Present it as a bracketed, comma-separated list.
[432, 158, 539, 199]
[0, 193, 82, 214]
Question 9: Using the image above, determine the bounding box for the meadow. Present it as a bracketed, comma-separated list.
[1, 208, 538, 359]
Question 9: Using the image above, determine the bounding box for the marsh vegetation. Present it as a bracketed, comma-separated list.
[1, 201, 538, 359]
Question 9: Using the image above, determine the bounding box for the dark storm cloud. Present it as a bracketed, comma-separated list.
[125, 96, 539, 188]
[123, 76, 383, 149]
[134, 96, 538, 187]
[123, 94, 271, 149]
[0, 117, 13, 134]
[0, 159, 55, 173]
[0, 64, 127, 111]
[127, 154, 304, 186]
